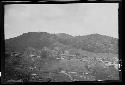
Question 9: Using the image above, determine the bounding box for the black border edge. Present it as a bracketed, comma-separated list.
[0, 0, 123, 84]
[0, 1, 5, 84]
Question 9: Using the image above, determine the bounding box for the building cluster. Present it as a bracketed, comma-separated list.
[96, 57, 119, 69]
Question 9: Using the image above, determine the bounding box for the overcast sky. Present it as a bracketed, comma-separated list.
[5, 3, 118, 39]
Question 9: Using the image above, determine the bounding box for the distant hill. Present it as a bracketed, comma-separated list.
[5, 32, 55, 53]
[72, 34, 118, 54]
[5, 32, 118, 54]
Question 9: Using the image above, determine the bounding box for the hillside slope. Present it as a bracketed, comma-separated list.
[5, 32, 118, 54]
[4, 32, 119, 82]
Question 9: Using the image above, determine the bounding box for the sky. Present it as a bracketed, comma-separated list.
[5, 3, 118, 39]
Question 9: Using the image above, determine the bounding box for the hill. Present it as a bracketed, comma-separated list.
[73, 34, 118, 54]
[5, 32, 56, 53]
[4, 32, 119, 82]
[5, 32, 118, 54]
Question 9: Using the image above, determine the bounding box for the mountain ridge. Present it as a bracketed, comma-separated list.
[5, 32, 118, 54]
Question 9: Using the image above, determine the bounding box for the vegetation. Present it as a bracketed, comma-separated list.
[4, 32, 119, 83]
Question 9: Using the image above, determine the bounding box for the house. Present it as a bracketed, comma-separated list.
[104, 61, 119, 69]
